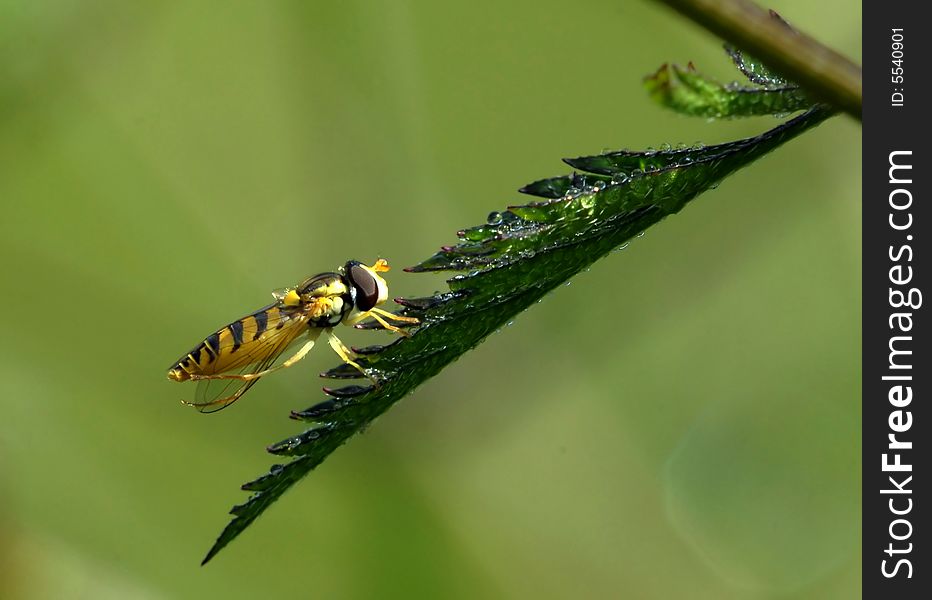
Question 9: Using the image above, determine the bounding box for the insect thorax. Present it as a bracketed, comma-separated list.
[295, 272, 354, 327]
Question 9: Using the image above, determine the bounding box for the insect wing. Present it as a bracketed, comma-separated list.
[186, 306, 309, 412]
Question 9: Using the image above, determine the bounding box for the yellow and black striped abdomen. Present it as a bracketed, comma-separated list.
[168, 304, 304, 381]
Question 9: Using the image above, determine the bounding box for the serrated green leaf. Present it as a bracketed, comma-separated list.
[725, 45, 789, 88]
[724, 10, 799, 88]
[644, 62, 813, 118]
[200, 105, 834, 565]
[644, 12, 818, 120]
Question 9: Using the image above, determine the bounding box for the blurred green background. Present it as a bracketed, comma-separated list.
[0, 1, 860, 598]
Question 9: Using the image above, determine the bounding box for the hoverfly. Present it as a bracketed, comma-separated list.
[167, 259, 418, 412]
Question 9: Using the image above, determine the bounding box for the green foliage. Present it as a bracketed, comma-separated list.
[644, 61, 812, 118]
[201, 46, 834, 564]
[644, 12, 815, 119]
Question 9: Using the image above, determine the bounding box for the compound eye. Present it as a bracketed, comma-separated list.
[348, 263, 380, 312]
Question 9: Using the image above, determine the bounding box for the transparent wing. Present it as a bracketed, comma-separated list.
[198, 305, 302, 374]
[190, 325, 313, 413]
[192, 364, 267, 414]
[181, 307, 313, 413]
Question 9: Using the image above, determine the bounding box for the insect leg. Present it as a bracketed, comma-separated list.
[326, 331, 376, 382]
[373, 314, 409, 336]
[369, 307, 420, 324]
[358, 311, 413, 337]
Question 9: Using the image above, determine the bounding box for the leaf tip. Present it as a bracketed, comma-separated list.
[201, 544, 221, 566]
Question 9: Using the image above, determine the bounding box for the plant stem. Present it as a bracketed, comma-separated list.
[654, 0, 862, 120]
